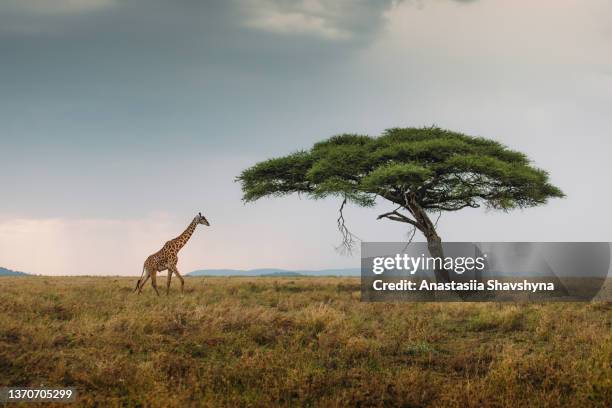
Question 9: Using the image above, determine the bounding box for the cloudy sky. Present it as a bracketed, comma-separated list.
[1, 0, 611, 275]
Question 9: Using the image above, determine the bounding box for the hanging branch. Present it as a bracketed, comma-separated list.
[434, 210, 442, 228]
[336, 196, 361, 255]
[401, 225, 418, 253]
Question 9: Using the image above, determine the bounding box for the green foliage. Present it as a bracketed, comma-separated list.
[238, 127, 564, 212]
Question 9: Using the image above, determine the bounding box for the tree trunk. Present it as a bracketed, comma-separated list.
[405, 198, 451, 284]
[424, 232, 451, 284]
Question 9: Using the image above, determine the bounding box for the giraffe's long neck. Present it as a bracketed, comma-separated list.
[172, 218, 198, 252]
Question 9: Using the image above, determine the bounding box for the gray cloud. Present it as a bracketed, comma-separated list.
[3, 0, 116, 15]
[238, 0, 396, 41]
[0, 0, 397, 46]
[0, 0, 117, 34]
[0, 0, 400, 103]
[0, 0, 402, 153]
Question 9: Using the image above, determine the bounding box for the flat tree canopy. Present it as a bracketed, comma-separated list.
[238, 127, 564, 281]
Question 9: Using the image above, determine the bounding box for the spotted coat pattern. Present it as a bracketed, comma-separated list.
[135, 213, 209, 295]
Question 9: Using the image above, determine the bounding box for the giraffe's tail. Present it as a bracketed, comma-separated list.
[134, 265, 146, 293]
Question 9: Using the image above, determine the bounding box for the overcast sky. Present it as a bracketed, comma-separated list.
[1, 0, 611, 275]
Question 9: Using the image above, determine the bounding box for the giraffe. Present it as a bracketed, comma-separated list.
[135, 212, 210, 295]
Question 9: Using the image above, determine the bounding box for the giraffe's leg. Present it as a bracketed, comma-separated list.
[150, 272, 160, 296]
[138, 273, 150, 294]
[169, 266, 185, 293]
[166, 271, 172, 295]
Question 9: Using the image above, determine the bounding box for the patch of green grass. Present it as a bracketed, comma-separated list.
[401, 341, 438, 356]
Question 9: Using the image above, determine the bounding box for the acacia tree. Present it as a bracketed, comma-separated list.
[237, 127, 564, 282]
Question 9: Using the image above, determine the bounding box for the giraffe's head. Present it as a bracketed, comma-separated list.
[196, 212, 210, 226]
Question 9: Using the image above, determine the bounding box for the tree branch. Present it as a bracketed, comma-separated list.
[377, 210, 423, 229]
[426, 202, 480, 211]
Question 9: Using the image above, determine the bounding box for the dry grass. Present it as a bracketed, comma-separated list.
[0, 276, 610, 407]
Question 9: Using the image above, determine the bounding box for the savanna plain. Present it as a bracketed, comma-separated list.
[0, 276, 610, 407]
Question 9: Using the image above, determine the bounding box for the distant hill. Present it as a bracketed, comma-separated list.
[187, 268, 360, 277]
[0, 267, 29, 276]
[260, 271, 304, 277]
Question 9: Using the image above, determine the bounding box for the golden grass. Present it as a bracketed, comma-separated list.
[0, 276, 610, 407]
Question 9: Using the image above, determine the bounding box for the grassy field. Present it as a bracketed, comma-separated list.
[0, 276, 610, 407]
